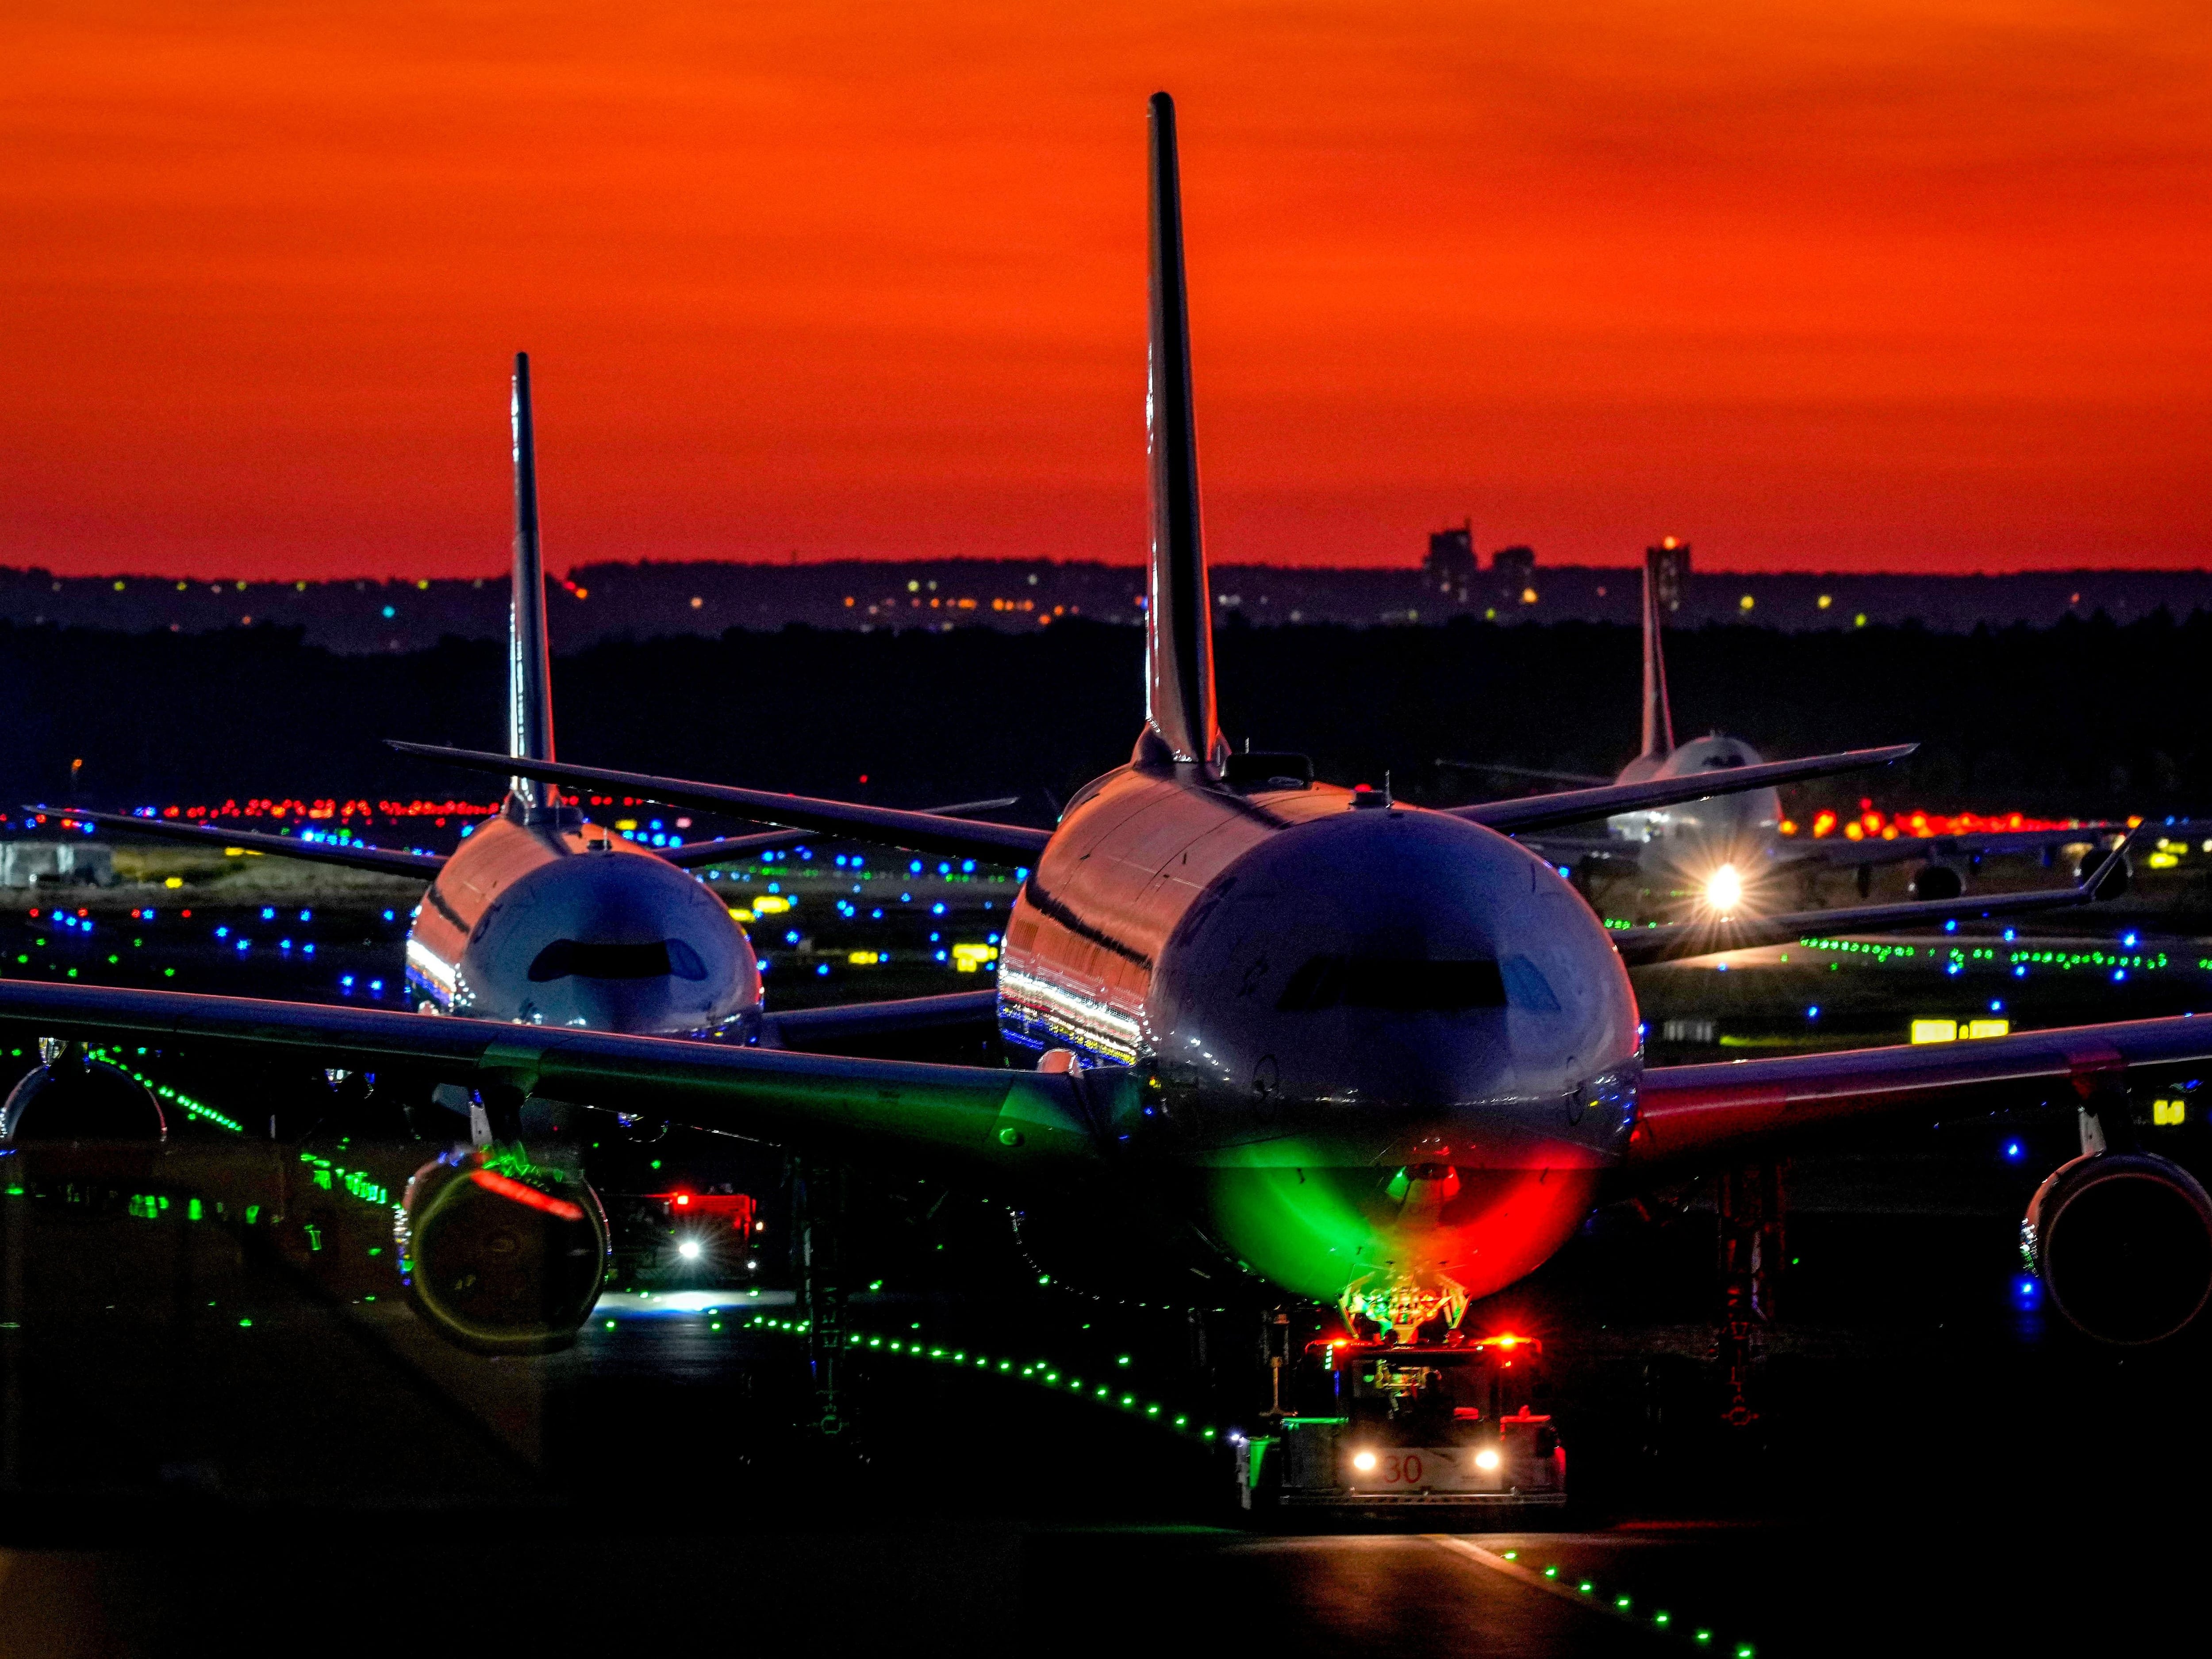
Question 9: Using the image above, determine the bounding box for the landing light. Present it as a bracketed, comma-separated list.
[1705, 863, 1743, 914]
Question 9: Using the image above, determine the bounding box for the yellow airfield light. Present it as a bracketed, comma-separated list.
[1913, 1018, 2010, 1045]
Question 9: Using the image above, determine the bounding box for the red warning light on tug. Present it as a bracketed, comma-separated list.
[1237, 1333, 1566, 1513]
[653, 1190, 757, 1233]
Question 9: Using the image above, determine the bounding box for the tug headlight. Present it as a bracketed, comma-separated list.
[1351, 1450, 1378, 1472]
[677, 1238, 704, 1261]
[1474, 1448, 1502, 1472]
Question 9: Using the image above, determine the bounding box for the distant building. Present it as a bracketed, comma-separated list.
[1424, 522, 1477, 601]
[1647, 538, 1691, 612]
[1491, 545, 1536, 605]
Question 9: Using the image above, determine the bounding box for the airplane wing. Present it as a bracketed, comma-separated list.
[1775, 825, 2126, 872]
[40, 805, 445, 879]
[1609, 839, 2130, 967]
[759, 988, 1002, 1053]
[1511, 833, 1633, 867]
[389, 744, 1053, 867]
[1631, 1012, 2212, 1169]
[0, 979, 1099, 1179]
[655, 795, 1022, 870]
[1436, 758, 1611, 788]
[1451, 743, 1917, 836]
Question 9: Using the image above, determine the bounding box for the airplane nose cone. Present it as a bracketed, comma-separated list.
[1153, 805, 1637, 1126]
[1149, 804, 1640, 1316]
[456, 852, 757, 1034]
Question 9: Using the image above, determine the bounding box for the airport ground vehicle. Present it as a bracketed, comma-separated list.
[1237, 1333, 1565, 1512]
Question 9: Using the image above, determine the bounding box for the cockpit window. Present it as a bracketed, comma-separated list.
[1275, 955, 1507, 1013]
[1499, 956, 1561, 1011]
[528, 938, 710, 983]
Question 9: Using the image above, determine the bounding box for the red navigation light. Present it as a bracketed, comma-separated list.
[469, 1167, 585, 1221]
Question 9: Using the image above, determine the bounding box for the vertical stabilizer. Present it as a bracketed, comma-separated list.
[1143, 92, 1223, 771]
[509, 353, 556, 805]
[1639, 542, 1676, 762]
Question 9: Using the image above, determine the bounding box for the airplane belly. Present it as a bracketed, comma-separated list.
[1201, 1156, 1601, 1313]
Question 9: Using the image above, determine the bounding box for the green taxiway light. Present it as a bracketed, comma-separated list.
[604, 1319, 616, 1329]
[237, 1317, 253, 1329]
[1696, 1633, 1712, 1644]
[1578, 1582, 1593, 1594]
[1655, 1614, 1671, 1626]
[1544, 1567, 1559, 1579]
[1501, 1551, 1518, 1560]
[1615, 1597, 1631, 1609]
[1737, 1648, 1755, 1658]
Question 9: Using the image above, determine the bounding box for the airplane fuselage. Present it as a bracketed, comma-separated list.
[998, 761, 1640, 1330]
[1607, 734, 1784, 885]
[408, 800, 758, 1037]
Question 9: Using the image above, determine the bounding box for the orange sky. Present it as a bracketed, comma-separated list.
[4, 1, 2210, 576]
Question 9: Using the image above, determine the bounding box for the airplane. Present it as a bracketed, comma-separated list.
[1447, 543, 2145, 914]
[41, 353, 1011, 1041]
[3, 94, 2207, 1374]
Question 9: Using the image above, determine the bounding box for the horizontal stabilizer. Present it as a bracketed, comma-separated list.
[759, 989, 1002, 1054]
[40, 805, 445, 879]
[1612, 834, 2134, 968]
[388, 745, 1052, 865]
[655, 798, 1020, 870]
[1454, 743, 1917, 836]
[0, 978, 1100, 1180]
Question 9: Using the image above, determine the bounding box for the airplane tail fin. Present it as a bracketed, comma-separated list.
[1639, 541, 1676, 762]
[1141, 92, 1223, 772]
[509, 353, 556, 803]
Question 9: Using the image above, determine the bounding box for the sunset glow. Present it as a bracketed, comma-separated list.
[6, 2, 2209, 577]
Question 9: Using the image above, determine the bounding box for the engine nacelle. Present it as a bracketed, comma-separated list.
[1908, 863, 1965, 901]
[1, 1048, 165, 1143]
[397, 1148, 610, 1354]
[2073, 846, 2131, 899]
[2024, 1152, 2212, 1344]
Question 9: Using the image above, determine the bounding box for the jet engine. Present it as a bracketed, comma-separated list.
[1907, 863, 1965, 902]
[2073, 845, 2131, 899]
[2023, 1152, 2212, 1344]
[0, 1044, 165, 1142]
[397, 1148, 610, 1354]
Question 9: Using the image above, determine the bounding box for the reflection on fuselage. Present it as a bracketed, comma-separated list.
[997, 764, 1641, 1328]
[407, 802, 757, 1037]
